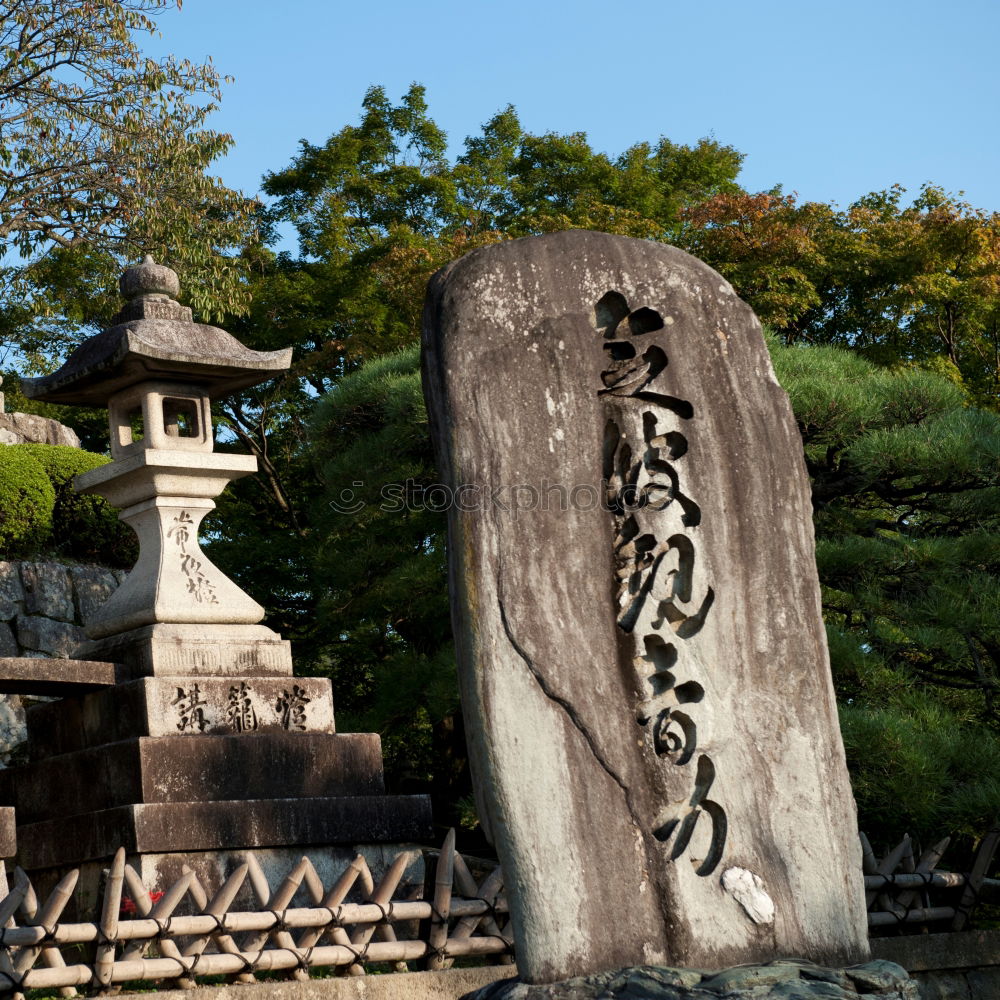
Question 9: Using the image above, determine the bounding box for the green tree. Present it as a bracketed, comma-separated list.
[685, 185, 1000, 408]
[683, 190, 837, 331]
[771, 339, 1000, 848]
[206, 85, 743, 668]
[251, 85, 743, 387]
[507, 132, 742, 240]
[835, 186, 1000, 405]
[306, 346, 471, 834]
[773, 342, 1000, 717]
[0, 0, 257, 375]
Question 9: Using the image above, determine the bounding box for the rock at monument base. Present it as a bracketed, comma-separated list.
[462, 962, 919, 1000]
[423, 231, 869, 981]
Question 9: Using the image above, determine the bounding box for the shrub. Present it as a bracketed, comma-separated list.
[0, 448, 55, 555]
[13, 445, 136, 567]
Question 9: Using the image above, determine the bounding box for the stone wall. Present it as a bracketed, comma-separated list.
[0, 560, 122, 755]
[872, 928, 1000, 999]
[0, 404, 123, 757]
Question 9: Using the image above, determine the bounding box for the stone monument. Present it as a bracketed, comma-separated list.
[422, 232, 870, 982]
[1, 256, 431, 906]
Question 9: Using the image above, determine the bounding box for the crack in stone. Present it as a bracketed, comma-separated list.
[497, 596, 645, 831]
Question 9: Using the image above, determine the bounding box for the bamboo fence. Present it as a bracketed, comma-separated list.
[861, 826, 1000, 932]
[0, 826, 997, 994]
[0, 829, 513, 996]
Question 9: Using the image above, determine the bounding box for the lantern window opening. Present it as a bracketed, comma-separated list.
[163, 396, 200, 439]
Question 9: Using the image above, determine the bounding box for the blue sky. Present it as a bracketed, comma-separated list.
[148, 0, 999, 225]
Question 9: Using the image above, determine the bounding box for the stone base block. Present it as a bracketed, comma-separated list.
[26, 676, 335, 758]
[80, 623, 293, 678]
[16, 794, 434, 869]
[0, 732, 386, 822]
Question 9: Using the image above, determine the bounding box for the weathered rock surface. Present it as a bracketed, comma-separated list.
[0, 625, 16, 659]
[21, 561, 75, 621]
[0, 564, 24, 620]
[462, 962, 918, 1000]
[0, 410, 80, 447]
[423, 231, 869, 981]
[16, 614, 86, 657]
[0, 561, 119, 639]
[69, 564, 120, 622]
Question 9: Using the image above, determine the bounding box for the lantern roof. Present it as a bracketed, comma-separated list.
[22, 257, 292, 406]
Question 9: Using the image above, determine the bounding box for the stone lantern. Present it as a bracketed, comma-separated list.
[23, 256, 291, 672]
[7, 257, 430, 902]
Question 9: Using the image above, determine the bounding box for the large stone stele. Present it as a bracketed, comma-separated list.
[422, 231, 870, 983]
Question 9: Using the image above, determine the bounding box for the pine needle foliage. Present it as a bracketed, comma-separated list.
[770, 338, 1000, 849]
[307, 346, 470, 831]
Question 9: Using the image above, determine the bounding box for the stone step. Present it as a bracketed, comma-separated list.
[16, 794, 434, 870]
[0, 656, 118, 696]
[27, 675, 335, 758]
[0, 732, 385, 822]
